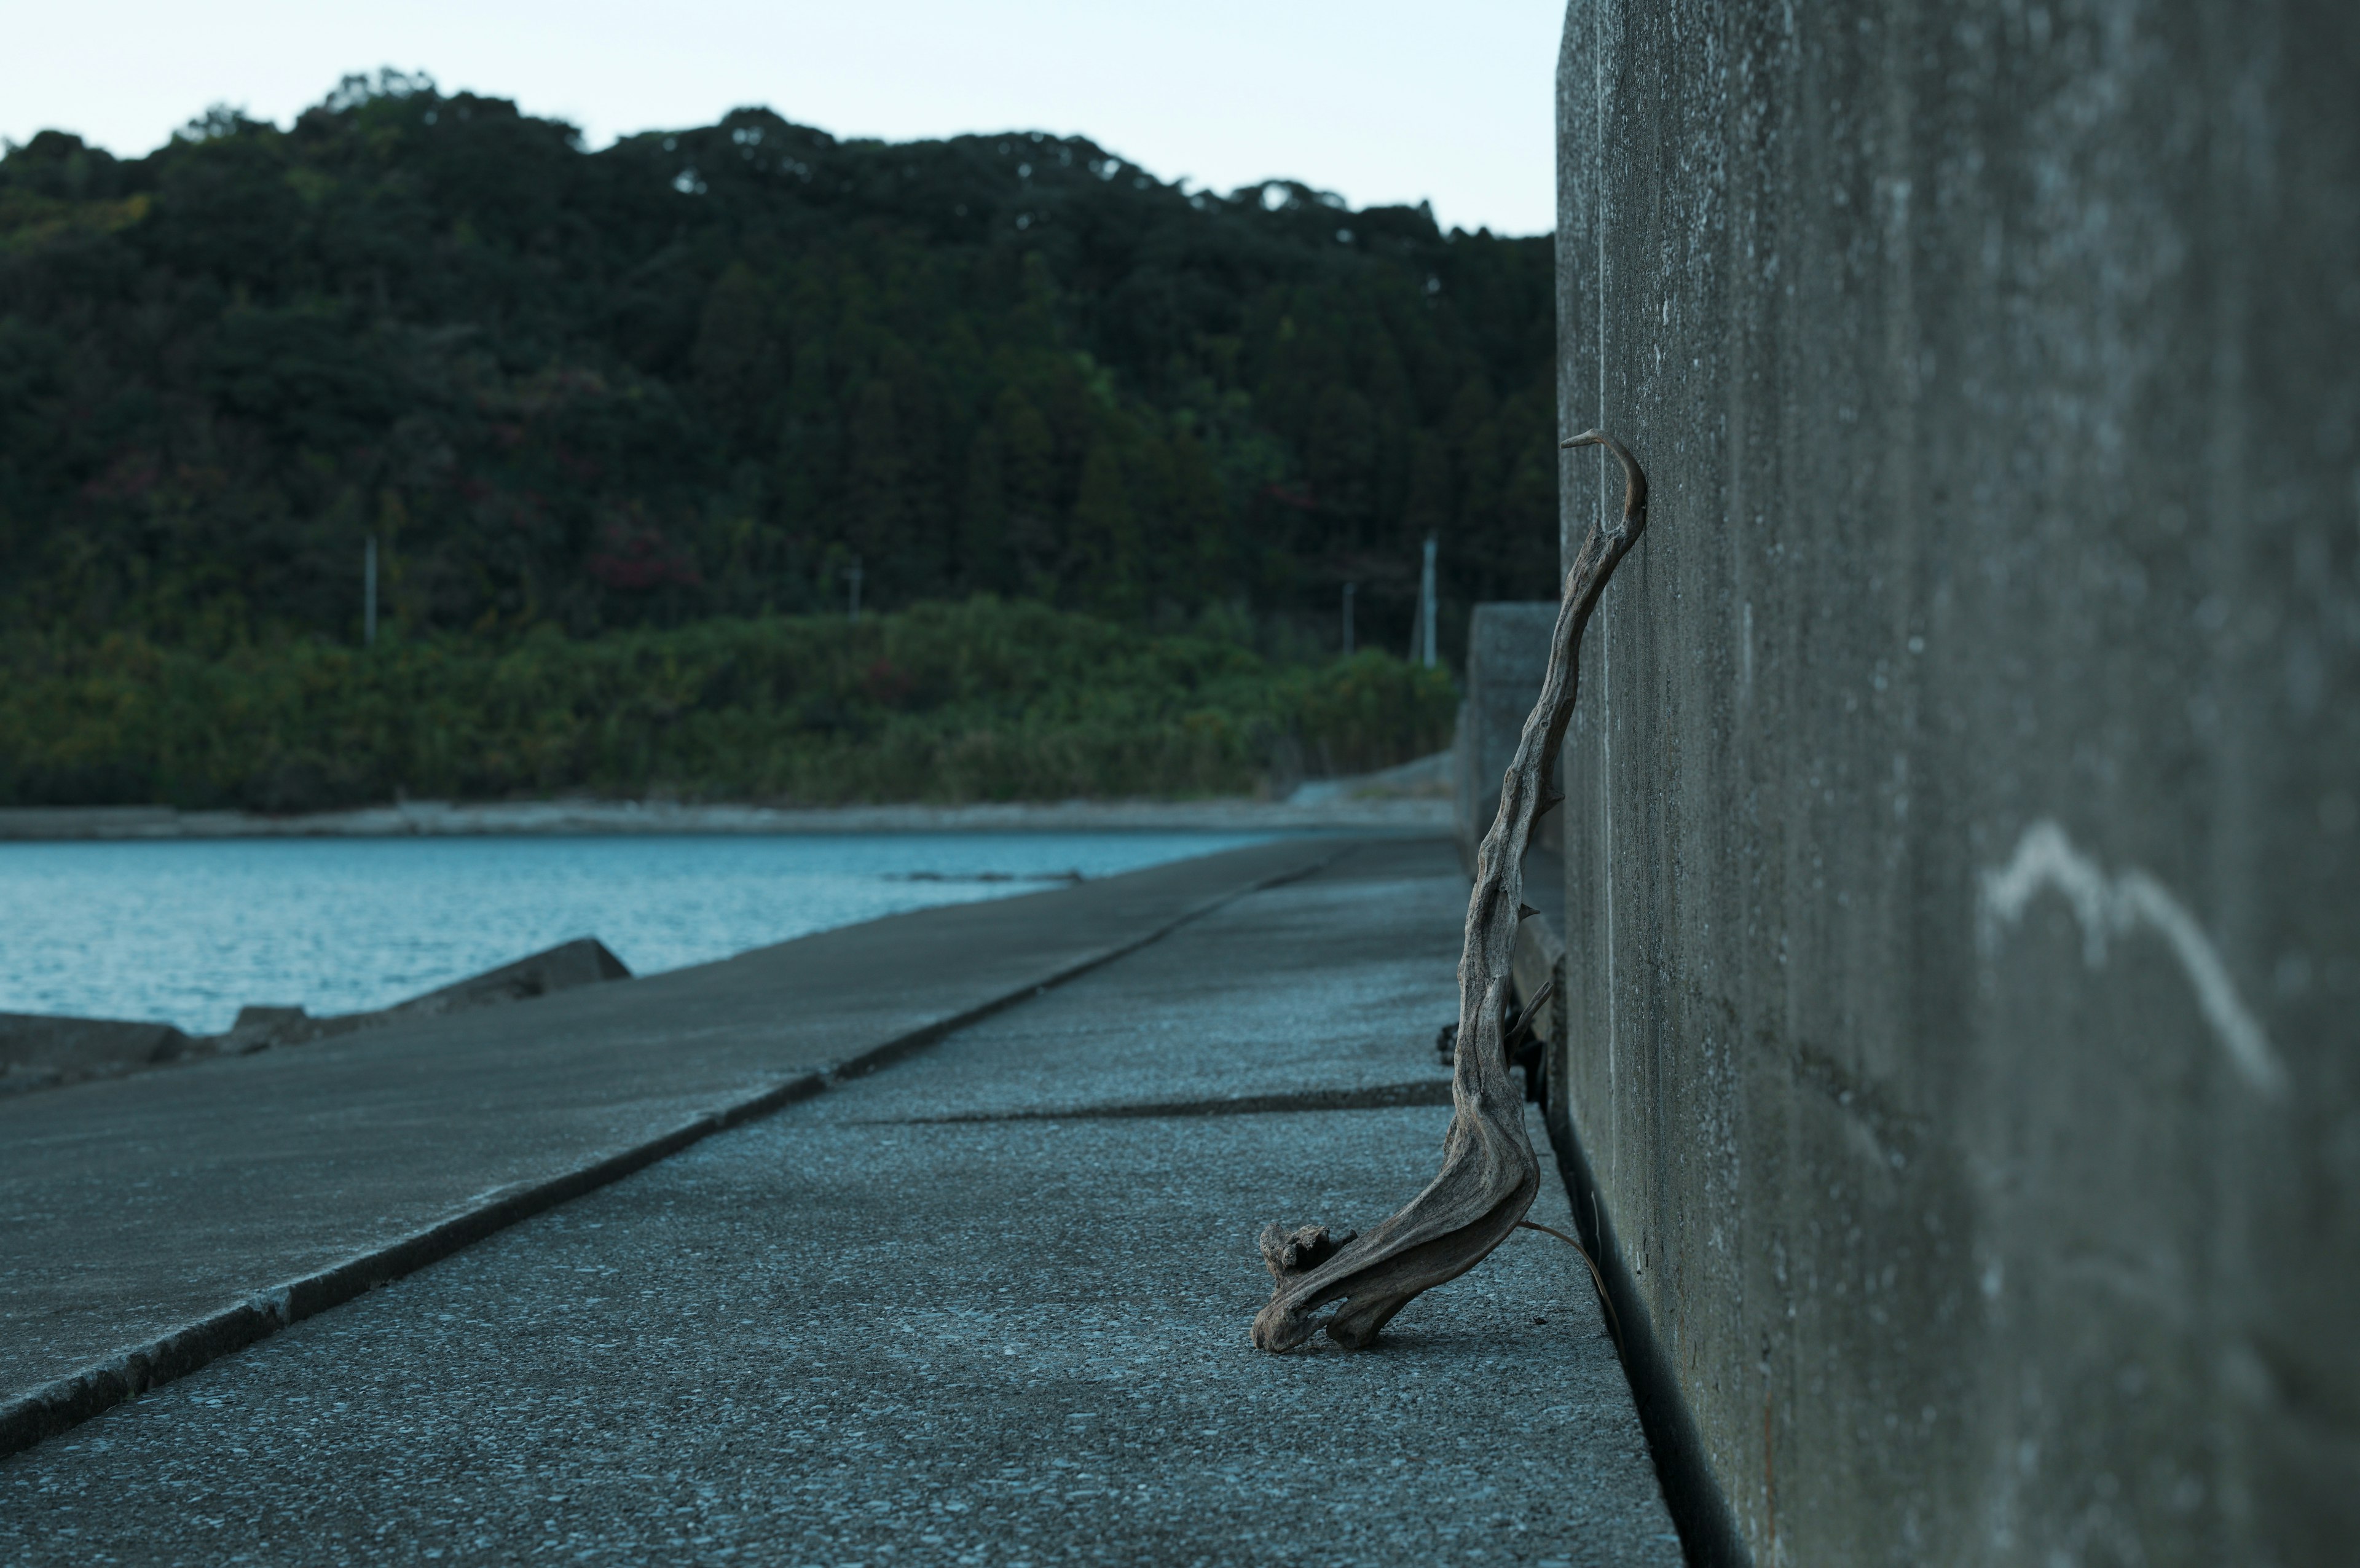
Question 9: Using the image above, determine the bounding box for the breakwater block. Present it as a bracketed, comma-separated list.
[6, 938, 635, 1092]
[0, 1014, 195, 1094]
[228, 937, 635, 1051]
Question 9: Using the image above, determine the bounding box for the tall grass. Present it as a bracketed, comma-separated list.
[0, 598, 1457, 812]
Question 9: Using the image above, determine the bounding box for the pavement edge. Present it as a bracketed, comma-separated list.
[0, 840, 1355, 1460]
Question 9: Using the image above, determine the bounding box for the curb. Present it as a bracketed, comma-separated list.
[0, 843, 1351, 1460]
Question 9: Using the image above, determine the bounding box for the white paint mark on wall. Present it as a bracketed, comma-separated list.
[1978, 820, 2287, 1097]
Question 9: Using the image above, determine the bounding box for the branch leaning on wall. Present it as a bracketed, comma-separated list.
[1251, 429, 1653, 1352]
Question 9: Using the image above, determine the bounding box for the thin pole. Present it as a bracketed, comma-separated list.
[1341, 582, 1355, 657]
[364, 534, 378, 648]
[1420, 536, 1438, 667]
[844, 558, 863, 624]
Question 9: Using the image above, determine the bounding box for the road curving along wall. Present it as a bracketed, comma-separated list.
[1547, 2, 2358, 1563]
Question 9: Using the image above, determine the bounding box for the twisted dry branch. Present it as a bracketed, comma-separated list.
[1250, 428, 1651, 1352]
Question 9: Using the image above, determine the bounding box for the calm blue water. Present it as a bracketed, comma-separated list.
[0, 833, 1278, 1035]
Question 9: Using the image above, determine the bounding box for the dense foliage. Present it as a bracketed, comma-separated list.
[0, 72, 1559, 653]
[0, 597, 1457, 811]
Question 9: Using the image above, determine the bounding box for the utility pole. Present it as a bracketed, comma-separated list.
[1341, 582, 1355, 657]
[1418, 536, 1438, 667]
[844, 557, 863, 624]
[364, 534, 379, 648]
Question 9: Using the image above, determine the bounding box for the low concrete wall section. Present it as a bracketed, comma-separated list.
[1453, 603, 1561, 866]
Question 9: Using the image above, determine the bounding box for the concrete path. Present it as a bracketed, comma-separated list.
[0, 839, 1343, 1435]
[1, 839, 1680, 1564]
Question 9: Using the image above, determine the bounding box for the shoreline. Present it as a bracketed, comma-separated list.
[0, 793, 1451, 841]
[1, 751, 1456, 841]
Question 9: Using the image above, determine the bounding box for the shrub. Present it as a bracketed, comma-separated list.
[0, 598, 1458, 809]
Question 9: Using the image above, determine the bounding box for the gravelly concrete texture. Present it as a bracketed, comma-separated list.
[0, 837, 1341, 1407]
[1552, 1, 2360, 1561]
[0, 839, 1680, 1566]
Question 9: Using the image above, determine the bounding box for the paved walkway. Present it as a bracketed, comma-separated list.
[0, 839, 1341, 1421]
[1, 839, 1679, 1564]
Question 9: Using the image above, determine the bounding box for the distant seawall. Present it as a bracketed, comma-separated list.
[1549, 1, 2356, 1564]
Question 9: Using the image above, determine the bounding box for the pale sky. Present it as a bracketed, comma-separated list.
[6, 1, 1563, 235]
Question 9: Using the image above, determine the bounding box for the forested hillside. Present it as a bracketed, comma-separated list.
[0, 72, 1559, 653]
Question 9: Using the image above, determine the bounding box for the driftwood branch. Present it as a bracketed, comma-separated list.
[1251, 428, 1651, 1352]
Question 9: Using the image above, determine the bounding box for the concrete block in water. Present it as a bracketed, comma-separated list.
[0, 1014, 198, 1094]
[228, 937, 636, 1049]
[8, 939, 637, 1089]
[386, 936, 632, 1017]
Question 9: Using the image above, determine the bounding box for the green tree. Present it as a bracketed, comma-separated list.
[0, 84, 1557, 656]
[1069, 439, 1141, 618]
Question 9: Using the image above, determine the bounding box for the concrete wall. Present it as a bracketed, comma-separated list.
[1546, 2, 2358, 1564]
[1454, 602, 1562, 866]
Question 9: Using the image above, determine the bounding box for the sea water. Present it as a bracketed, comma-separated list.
[0, 833, 1278, 1035]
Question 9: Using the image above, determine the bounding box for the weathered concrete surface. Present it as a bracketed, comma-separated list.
[1456, 603, 1564, 866]
[0, 1015, 194, 1096]
[364, 932, 630, 1015]
[0, 838, 1340, 1424]
[0, 839, 1682, 1565]
[0, 939, 634, 1099]
[1552, 2, 2359, 1563]
[222, 936, 635, 1053]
